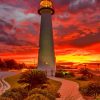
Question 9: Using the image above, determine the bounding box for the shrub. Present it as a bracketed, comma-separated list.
[55, 71, 64, 78]
[28, 88, 55, 100]
[80, 82, 100, 98]
[18, 70, 47, 90]
[25, 94, 49, 100]
[41, 84, 48, 89]
[0, 97, 13, 100]
[55, 71, 75, 78]
[1, 87, 28, 100]
[65, 72, 75, 78]
[56, 92, 61, 98]
[76, 76, 88, 81]
[2, 91, 22, 100]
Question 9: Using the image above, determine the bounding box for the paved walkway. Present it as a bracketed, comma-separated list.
[49, 77, 85, 100]
[0, 78, 10, 95]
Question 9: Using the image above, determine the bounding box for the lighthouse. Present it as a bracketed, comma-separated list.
[38, 0, 56, 76]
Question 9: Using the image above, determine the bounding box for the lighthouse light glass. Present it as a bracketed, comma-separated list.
[40, 0, 53, 8]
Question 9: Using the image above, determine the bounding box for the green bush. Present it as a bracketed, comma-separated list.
[1, 87, 28, 100]
[18, 70, 47, 90]
[65, 72, 75, 78]
[28, 88, 55, 100]
[25, 94, 49, 100]
[55, 71, 64, 78]
[55, 71, 75, 78]
[41, 84, 48, 89]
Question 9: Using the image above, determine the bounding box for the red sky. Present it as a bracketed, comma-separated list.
[0, 0, 100, 65]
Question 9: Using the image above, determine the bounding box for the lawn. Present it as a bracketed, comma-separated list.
[47, 79, 61, 95]
[5, 73, 23, 88]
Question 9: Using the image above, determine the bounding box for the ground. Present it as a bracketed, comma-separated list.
[2, 71, 100, 100]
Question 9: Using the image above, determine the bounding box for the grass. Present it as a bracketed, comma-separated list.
[46, 79, 61, 95]
[5, 73, 22, 88]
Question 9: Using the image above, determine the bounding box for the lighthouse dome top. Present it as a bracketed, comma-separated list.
[40, 0, 53, 8]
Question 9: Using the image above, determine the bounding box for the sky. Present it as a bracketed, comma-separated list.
[0, 0, 100, 65]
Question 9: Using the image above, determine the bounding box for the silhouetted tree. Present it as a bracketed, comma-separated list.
[97, 63, 100, 71]
[18, 63, 26, 69]
[4, 59, 18, 69]
[0, 59, 29, 70]
[0, 59, 6, 70]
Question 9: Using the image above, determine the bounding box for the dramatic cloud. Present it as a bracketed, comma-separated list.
[69, 32, 100, 47]
[69, 0, 96, 12]
[0, 0, 100, 64]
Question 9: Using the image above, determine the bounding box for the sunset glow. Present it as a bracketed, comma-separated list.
[0, 0, 100, 65]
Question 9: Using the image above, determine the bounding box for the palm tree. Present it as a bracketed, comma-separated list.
[18, 70, 47, 90]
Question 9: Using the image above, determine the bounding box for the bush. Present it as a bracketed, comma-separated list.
[41, 84, 48, 89]
[80, 82, 100, 98]
[79, 68, 93, 79]
[55, 71, 64, 78]
[55, 71, 75, 78]
[56, 93, 61, 98]
[76, 76, 88, 81]
[25, 94, 49, 100]
[1, 87, 28, 100]
[65, 72, 75, 78]
[0, 97, 13, 100]
[18, 70, 47, 90]
[28, 88, 55, 100]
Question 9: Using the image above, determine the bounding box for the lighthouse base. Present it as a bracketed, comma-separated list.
[37, 66, 56, 76]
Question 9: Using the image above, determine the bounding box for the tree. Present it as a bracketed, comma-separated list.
[4, 59, 18, 69]
[18, 70, 47, 90]
[0, 59, 6, 70]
